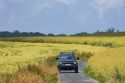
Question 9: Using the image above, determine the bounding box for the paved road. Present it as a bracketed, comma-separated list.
[59, 61, 98, 83]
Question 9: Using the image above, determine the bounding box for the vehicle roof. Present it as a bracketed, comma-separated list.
[59, 52, 75, 56]
[60, 52, 75, 54]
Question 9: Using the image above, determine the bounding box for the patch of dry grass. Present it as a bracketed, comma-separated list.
[10, 72, 44, 83]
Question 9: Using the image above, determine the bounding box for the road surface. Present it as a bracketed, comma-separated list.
[59, 61, 98, 83]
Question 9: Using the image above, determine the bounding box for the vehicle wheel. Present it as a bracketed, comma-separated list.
[58, 69, 61, 73]
[75, 68, 78, 73]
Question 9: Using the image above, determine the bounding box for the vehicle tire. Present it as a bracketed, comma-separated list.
[75, 68, 78, 73]
[58, 69, 61, 73]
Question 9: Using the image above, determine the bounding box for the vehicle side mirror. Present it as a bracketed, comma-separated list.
[56, 57, 58, 60]
[76, 57, 79, 60]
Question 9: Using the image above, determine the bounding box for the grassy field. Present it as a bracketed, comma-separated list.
[87, 47, 125, 83]
[0, 36, 125, 47]
[0, 41, 107, 83]
[0, 41, 107, 73]
[0, 36, 125, 83]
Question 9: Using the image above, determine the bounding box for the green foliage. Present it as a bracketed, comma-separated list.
[85, 66, 107, 83]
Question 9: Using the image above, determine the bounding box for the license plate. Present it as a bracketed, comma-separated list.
[65, 64, 71, 66]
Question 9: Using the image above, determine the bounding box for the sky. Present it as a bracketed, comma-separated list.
[0, 0, 125, 34]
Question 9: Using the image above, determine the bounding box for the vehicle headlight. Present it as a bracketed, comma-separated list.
[73, 62, 77, 64]
[59, 62, 63, 64]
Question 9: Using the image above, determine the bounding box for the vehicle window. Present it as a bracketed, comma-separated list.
[59, 54, 75, 60]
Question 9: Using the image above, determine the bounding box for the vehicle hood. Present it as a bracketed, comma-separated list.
[59, 59, 76, 62]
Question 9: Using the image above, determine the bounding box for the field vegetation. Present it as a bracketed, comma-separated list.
[0, 36, 125, 83]
[86, 47, 125, 83]
[0, 36, 125, 47]
[0, 41, 107, 83]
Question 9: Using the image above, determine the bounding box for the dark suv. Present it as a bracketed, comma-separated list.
[56, 52, 79, 73]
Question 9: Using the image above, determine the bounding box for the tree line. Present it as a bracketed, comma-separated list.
[0, 28, 125, 37]
[0, 30, 66, 37]
[73, 28, 125, 36]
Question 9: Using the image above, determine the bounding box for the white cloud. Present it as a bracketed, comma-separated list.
[57, 0, 76, 5]
[9, 0, 52, 17]
[28, 0, 54, 17]
[90, 0, 124, 19]
[2, 0, 77, 22]
[21, 0, 76, 17]
[8, 0, 76, 16]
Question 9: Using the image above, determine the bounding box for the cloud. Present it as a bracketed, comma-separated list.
[9, 0, 76, 15]
[1, 0, 77, 25]
[31, 0, 76, 16]
[28, 0, 52, 17]
[57, 0, 76, 5]
[8, 0, 52, 17]
[17, 0, 76, 17]
[90, 0, 124, 19]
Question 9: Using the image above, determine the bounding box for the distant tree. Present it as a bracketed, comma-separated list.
[0, 31, 10, 37]
[74, 32, 89, 36]
[29, 32, 34, 36]
[21, 32, 29, 36]
[48, 33, 55, 36]
[42, 33, 47, 36]
[106, 27, 115, 33]
[94, 30, 100, 34]
[57, 34, 66, 36]
[116, 29, 120, 33]
[1, 28, 125, 37]
[34, 32, 41, 36]
[13, 30, 20, 37]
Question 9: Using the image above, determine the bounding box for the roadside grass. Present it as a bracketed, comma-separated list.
[0, 41, 107, 83]
[76, 51, 94, 60]
[0, 56, 58, 83]
[84, 66, 107, 83]
[86, 47, 125, 83]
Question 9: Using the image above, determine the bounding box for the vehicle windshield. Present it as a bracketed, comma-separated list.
[59, 54, 75, 60]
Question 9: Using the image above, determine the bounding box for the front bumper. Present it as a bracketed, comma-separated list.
[57, 64, 78, 70]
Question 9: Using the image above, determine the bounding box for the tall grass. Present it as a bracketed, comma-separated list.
[0, 41, 106, 83]
[87, 47, 125, 83]
[1, 36, 125, 47]
[0, 56, 58, 83]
